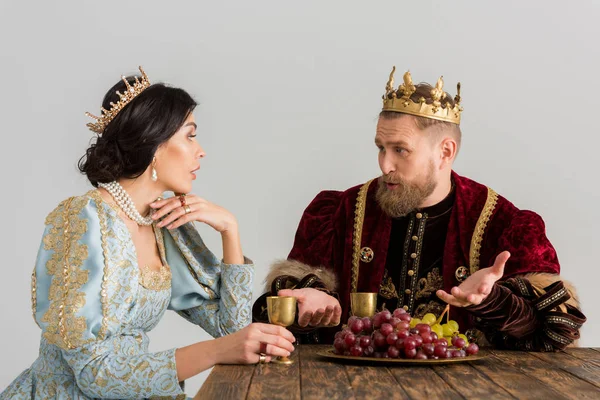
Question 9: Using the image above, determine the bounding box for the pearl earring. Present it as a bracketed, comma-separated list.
[151, 157, 158, 182]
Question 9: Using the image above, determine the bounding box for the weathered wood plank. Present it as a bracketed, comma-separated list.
[299, 345, 355, 400]
[563, 348, 600, 367]
[246, 351, 301, 400]
[432, 362, 514, 399]
[193, 364, 254, 400]
[344, 365, 409, 399]
[529, 351, 600, 389]
[388, 366, 463, 400]
[492, 350, 600, 399]
[468, 353, 567, 399]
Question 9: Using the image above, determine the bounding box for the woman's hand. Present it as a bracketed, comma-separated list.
[213, 323, 296, 364]
[150, 194, 237, 233]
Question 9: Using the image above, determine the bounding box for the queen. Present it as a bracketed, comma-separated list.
[1, 66, 295, 399]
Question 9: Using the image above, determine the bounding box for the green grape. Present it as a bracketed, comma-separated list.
[409, 318, 421, 328]
[431, 324, 444, 338]
[442, 324, 454, 337]
[422, 313, 437, 326]
[447, 320, 459, 333]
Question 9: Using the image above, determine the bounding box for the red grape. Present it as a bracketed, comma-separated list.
[395, 338, 405, 350]
[380, 323, 394, 337]
[397, 329, 410, 340]
[360, 335, 372, 348]
[398, 313, 411, 323]
[422, 343, 435, 356]
[350, 319, 364, 334]
[430, 332, 438, 341]
[453, 349, 466, 358]
[415, 324, 431, 334]
[373, 331, 387, 348]
[381, 310, 392, 322]
[334, 338, 346, 352]
[421, 332, 433, 344]
[350, 345, 363, 357]
[393, 308, 407, 317]
[404, 348, 417, 359]
[362, 317, 373, 333]
[411, 334, 423, 347]
[446, 350, 453, 359]
[404, 337, 417, 351]
[389, 317, 401, 327]
[409, 328, 419, 335]
[454, 338, 466, 349]
[466, 343, 479, 355]
[434, 339, 448, 347]
[387, 346, 400, 358]
[373, 313, 384, 328]
[344, 333, 356, 347]
[395, 321, 410, 331]
[363, 345, 375, 357]
[434, 345, 447, 358]
[415, 350, 428, 360]
[386, 332, 399, 345]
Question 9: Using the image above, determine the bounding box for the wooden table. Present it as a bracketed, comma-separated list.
[195, 345, 600, 399]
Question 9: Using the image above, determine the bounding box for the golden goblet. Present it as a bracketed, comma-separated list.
[350, 292, 378, 318]
[266, 296, 297, 365]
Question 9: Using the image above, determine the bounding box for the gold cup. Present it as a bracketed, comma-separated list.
[350, 292, 378, 318]
[266, 296, 297, 365]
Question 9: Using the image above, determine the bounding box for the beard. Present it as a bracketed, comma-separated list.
[376, 161, 437, 218]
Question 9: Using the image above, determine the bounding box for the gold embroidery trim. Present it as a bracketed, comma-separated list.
[31, 271, 39, 327]
[351, 179, 374, 293]
[90, 190, 111, 340]
[378, 269, 398, 299]
[469, 187, 498, 274]
[41, 196, 90, 350]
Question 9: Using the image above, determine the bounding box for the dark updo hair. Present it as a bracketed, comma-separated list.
[79, 76, 197, 186]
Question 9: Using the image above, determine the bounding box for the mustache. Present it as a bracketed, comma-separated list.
[381, 175, 403, 185]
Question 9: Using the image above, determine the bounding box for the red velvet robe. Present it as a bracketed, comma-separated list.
[287, 171, 561, 337]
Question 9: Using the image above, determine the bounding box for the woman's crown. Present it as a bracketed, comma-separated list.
[85, 66, 151, 134]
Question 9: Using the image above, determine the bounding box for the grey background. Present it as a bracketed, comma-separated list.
[1, 0, 598, 396]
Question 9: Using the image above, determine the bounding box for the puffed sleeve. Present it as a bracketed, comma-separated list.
[164, 223, 254, 337]
[467, 209, 585, 351]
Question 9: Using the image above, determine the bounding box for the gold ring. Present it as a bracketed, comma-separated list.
[184, 205, 192, 214]
[258, 353, 267, 364]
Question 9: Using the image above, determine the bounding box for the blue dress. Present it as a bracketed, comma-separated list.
[1, 190, 254, 399]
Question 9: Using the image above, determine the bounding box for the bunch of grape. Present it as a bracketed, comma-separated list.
[332, 308, 479, 359]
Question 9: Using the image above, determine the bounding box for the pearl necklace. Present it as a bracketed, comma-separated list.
[98, 181, 154, 226]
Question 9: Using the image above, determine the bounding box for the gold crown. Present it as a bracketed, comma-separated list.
[85, 66, 151, 134]
[382, 67, 463, 125]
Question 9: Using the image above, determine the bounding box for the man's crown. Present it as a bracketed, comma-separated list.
[382, 67, 463, 125]
[85, 66, 151, 134]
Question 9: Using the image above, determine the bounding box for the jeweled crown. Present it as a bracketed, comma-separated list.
[382, 67, 463, 125]
[85, 66, 151, 134]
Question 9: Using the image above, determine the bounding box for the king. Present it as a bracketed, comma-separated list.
[253, 67, 586, 351]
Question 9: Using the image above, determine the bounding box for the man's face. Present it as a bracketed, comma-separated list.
[374, 116, 439, 217]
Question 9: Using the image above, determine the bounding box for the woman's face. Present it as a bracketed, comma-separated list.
[154, 113, 205, 194]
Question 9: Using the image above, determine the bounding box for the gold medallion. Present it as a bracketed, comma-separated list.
[360, 247, 374, 263]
